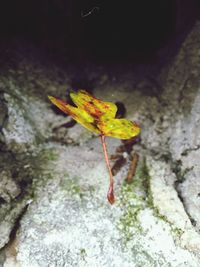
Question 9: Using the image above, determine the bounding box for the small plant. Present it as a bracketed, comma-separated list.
[48, 90, 140, 204]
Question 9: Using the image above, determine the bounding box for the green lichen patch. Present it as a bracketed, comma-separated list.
[60, 176, 82, 196]
[0, 145, 58, 250]
[140, 159, 172, 225]
[60, 175, 95, 200]
[0, 146, 58, 206]
[139, 159, 185, 239]
[171, 227, 184, 240]
[118, 157, 178, 244]
[117, 159, 148, 242]
[79, 248, 87, 262]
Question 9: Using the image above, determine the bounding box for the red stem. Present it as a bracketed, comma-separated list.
[100, 135, 115, 204]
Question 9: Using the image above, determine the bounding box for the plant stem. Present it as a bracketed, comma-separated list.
[100, 135, 115, 204]
[126, 152, 139, 183]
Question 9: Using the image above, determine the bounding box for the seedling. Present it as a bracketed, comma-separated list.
[48, 90, 140, 204]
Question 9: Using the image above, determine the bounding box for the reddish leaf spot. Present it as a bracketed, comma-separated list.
[83, 103, 104, 118]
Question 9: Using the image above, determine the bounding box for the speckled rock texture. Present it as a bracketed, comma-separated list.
[0, 21, 200, 267]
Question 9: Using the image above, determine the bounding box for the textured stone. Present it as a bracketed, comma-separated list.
[0, 170, 21, 203]
[15, 144, 200, 267]
[0, 20, 200, 267]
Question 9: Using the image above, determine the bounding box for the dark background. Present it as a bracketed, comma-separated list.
[0, 0, 199, 63]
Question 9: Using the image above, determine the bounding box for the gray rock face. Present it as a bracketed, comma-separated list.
[0, 170, 21, 203]
[0, 21, 200, 267]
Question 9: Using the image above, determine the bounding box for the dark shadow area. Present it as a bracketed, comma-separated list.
[0, 1, 199, 99]
[0, 1, 199, 64]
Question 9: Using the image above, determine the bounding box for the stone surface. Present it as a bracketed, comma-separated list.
[0, 20, 200, 267]
[0, 170, 21, 203]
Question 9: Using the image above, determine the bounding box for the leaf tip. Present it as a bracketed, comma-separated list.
[48, 95, 55, 103]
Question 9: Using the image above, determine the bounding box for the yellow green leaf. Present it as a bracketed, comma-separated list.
[48, 95, 100, 134]
[48, 90, 141, 204]
[48, 90, 140, 139]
